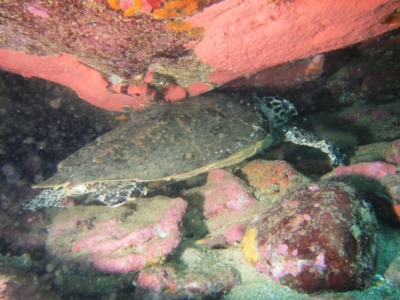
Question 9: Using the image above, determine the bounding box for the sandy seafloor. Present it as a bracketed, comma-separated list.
[1, 70, 400, 299]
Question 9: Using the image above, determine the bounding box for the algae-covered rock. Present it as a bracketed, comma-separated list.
[242, 182, 377, 293]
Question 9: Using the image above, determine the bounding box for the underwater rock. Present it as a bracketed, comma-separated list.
[239, 159, 310, 205]
[302, 295, 357, 300]
[2, 228, 45, 254]
[349, 142, 392, 165]
[332, 107, 394, 126]
[381, 174, 400, 206]
[309, 102, 400, 149]
[163, 83, 188, 101]
[0, 51, 154, 112]
[135, 264, 240, 299]
[45, 196, 187, 274]
[0, 184, 47, 253]
[1, 1, 399, 110]
[183, 161, 312, 248]
[325, 162, 398, 180]
[201, 170, 256, 219]
[241, 181, 377, 293]
[383, 139, 400, 164]
[384, 255, 400, 287]
[187, 81, 211, 95]
[322, 162, 400, 221]
[366, 115, 400, 143]
[329, 106, 398, 146]
[0, 266, 62, 300]
[188, 0, 400, 84]
[182, 169, 259, 248]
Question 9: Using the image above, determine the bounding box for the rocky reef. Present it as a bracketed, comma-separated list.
[1, 0, 399, 110]
[1, 1, 400, 299]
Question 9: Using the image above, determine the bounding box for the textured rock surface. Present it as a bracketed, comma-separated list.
[322, 161, 400, 222]
[1, 1, 399, 110]
[0, 51, 156, 111]
[0, 184, 47, 253]
[46, 196, 187, 274]
[135, 264, 240, 298]
[0, 266, 61, 300]
[239, 159, 310, 205]
[1, 60, 400, 298]
[348, 142, 392, 165]
[182, 169, 258, 247]
[384, 255, 400, 287]
[188, 0, 400, 84]
[384, 139, 400, 164]
[241, 181, 377, 293]
[327, 162, 398, 180]
[183, 162, 309, 248]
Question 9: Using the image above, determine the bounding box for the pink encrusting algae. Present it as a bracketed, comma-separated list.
[46, 197, 187, 274]
[332, 162, 398, 179]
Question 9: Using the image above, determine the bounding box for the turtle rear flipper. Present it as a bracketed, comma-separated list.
[23, 187, 67, 212]
[282, 126, 345, 167]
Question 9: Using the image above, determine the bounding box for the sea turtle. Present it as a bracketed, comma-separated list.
[23, 93, 344, 211]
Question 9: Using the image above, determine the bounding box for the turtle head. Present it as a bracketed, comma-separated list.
[254, 96, 298, 129]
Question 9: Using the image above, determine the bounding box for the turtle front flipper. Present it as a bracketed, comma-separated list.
[88, 181, 147, 207]
[282, 126, 345, 167]
[254, 96, 345, 167]
[23, 187, 67, 212]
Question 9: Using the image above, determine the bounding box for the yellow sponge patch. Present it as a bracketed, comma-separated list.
[240, 227, 260, 265]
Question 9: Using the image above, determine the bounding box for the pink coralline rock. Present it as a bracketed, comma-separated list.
[239, 160, 310, 205]
[187, 82, 211, 95]
[202, 169, 256, 219]
[27, 6, 50, 19]
[183, 162, 310, 248]
[224, 222, 247, 245]
[163, 83, 188, 101]
[46, 196, 187, 274]
[1, 1, 399, 110]
[188, 0, 400, 84]
[327, 162, 398, 180]
[135, 264, 240, 298]
[384, 139, 400, 164]
[323, 162, 400, 222]
[182, 169, 259, 247]
[0, 50, 154, 112]
[242, 182, 377, 293]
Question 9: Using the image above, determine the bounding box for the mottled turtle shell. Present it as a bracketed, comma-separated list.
[34, 93, 271, 190]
